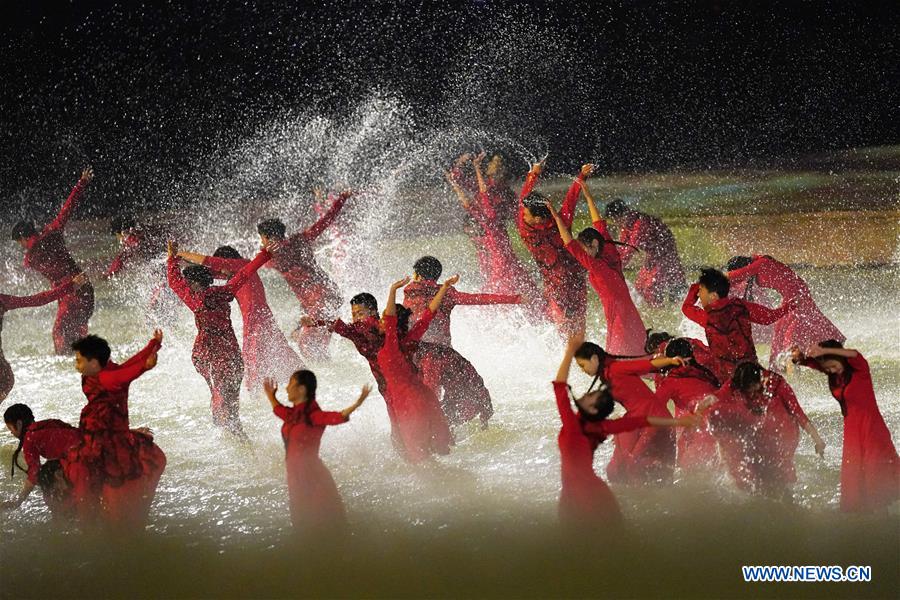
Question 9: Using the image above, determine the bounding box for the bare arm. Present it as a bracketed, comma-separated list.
[177, 250, 209, 266]
[384, 276, 410, 317]
[428, 274, 460, 313]
[262, 378, 282, 410]
[472, 151, 488, 194]
[546, 200, 574, 245]
[340, 384, 372, 418]
[580, 179, 602, 224]
[555, 332, 585, 384]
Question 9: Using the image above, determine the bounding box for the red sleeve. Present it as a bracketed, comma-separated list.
[776, 377, 809, 427]
[745, 298, 790, 325]
[309, 410, 349, 426]
[0, 279, 74, 311]
[43, 178, 87, 235]
[302, 193, 349, 242]
[617, 220, 639, 265]
[608, 359, 657, 377]
[846, 353, 869, 373]
[105, 250, 130, 277]
[167, 255, 202, 311]
[654, 377, 676, 405]
[798, 358, 826, 373]
[681, 283, 707, 326]
[564, 238, 593, 271]
[98, 358, 152, 390]
[119, 337, 162, 370]
[553, 381, 579, 429]
[273, 404, 290, 421]
[23, 434, 41, 485]
[203, 256, 248, 274]
[383, 314, 400, 351]
[475, 191, 498, 222]
[518, 171, 539, 201]
[559, 175, 583, 228]
[224, 249, 270, 295]
[404, 308, 435, 344]
[450, 289, 521, 306]
[726, 257, 765, 284]
[597, 415, 651, 436]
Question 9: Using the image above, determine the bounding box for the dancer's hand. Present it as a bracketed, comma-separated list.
[262, 378, 278, 398]
[134, 426, 154, 440]
[789, 346, 804, 363]
[167, 240, 178, 258]
[81, 166, 94, 183]
[695, 395, 717, 413]
[390, 276, 411, 290]
[442, 274, 460, 287]
[473, 150, 487, 164]
[262, 239, 280, 254]
[454, 153, 472, 167]
[529, 162, 543, 176]
[358, 384, 372, 402]
[805, 345, 826, 359]
[144, 350, 158, 370]
[580, 163, 594, 178]
[299, 316, 316, 327]
[544, 199, 561, 220]
[152, 329, 164, 344]
[567, 331, 585, 350]
[72, 273, 88, 288]
[814, 438, 826, 458]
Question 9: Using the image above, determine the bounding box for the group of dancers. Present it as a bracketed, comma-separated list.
[1, 154, 897, 534]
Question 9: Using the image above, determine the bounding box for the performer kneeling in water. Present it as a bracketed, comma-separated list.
[264, 372, 370, 533]
[554, 333, 697, 529]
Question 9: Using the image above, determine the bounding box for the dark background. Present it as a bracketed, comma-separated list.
[1, 0, 897, 215]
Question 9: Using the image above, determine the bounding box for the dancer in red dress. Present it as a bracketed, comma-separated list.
[0, 274, 84, 402]
[706, 362, 824, 500]
[573, 342, 682, 483]
[264, 372, 370, 532]
[257, 190, 352, 359]
[449, 152, 519, 225]
[378, 276, 455, 462]
[682, 268, 793, 383]
[167, 241, 272, 435]
[10, 167, 95, 354]
[793, 341, 899, 512]
[1, 404, 81, 510]
[554, 334, 696, 528]
[604, 200, 686, 307]
[178, 245, 303, 391]
[516, 162, 588, 336]
[726, 255, 845, 370]
[65, 333, 167, 527]
[548, 180, 647, 356]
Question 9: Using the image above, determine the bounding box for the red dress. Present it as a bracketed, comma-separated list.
[566, 222, 647, 356]
[65, 337, 167, 526]
[0, 279, 75, 399]
[203, 255, 303, 391]
[600, 359, 675, 483]
[20, 419, 82, 485]
[376, 311, 452, 462]
[21, 177, 94, 354]
[266, 193, 348, 358]
[516, 172, 587, 336]
[274, 401, 349, 529]
[168, 250, 270, 432]
[654, 365, 720, 471]
[800, 353, 899, 512]
[682, 283, 792, 383]
[616, 211, 686, 307]
[553, 381, 651, 527]
[728, 256, 845, 365]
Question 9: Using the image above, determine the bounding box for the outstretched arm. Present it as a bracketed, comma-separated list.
[553, 333, 585, 428]
[725, 257, 765, 283]
[472, 151, 488, 195]
[263, 378, 291, 422]
[746, 298, 792, 325]
[302, 190, 351, 242]
[0, 275, 81, 311]
[559, 164, 592, 227]
[166, 242, 202, 311]
[445, 171, 474, 210]
[176, 250, 210, 266]
[427, 274, 460, 313]
[99, 331, 162, 390]
[340, 384, 372, 419]
[43, 167, 93, 235]
[518, 162, 542, 201]
[450, 289, 521, 306]
[224, 247, 271, 295]
[681, 283, 707, 326]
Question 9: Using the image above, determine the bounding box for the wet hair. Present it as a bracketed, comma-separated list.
[71, 335, 111, 367]
[396, 304, 413, 335]
[645, 330, 673, 355]
[575, 341, 607, 364]
[575, 384, 616, 423]
[698, 268, 730, 298]
[38, 459, 63, 492]
[11, 220, 37, 241]
[182, 265, 214, 288]
[604, 199, 628, 219]
[664, 338, 694, 359]
[350, 292, 378, 312]
[290, 369, 318, 424]
[577, 227, 638, 256]
[4, 404, 35, 478]
[731, 362, 763, 393]
[414, 256, 442, 281]
[815, 339, 854, 370]
[109, 215, 136, 235]
[257, 218, 287, 240]
[725, 256, 753, 272]
[213, 245, 243, 260]
[522, 192, 550, 219]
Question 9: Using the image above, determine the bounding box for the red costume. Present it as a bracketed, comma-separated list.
[553, 381, 653, 527]
[167, 249, 270, 432]
[654, 364, 720, 471]
[267, 193, 349, 358]
[728, 256, 845, 366]
[203, 255, 303, 391]
[707, 370, 808, 495]
[517, 172, 587, 336]
[377, 311, 452, 462]
[19, 419, 82, 485]
[597, 359, 675, 483]
[21, 177, 94, 353]
[615, 210, 686, 307]
[0, 279, 75, 399]
[274, 401, 349, 530]
[565, 220, 647, 356]
[65, 337, 167, 526]
[799, 353, 899, 512]
[681, 283, 791, 383]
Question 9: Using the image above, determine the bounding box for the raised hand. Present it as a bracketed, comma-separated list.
[152, 329, 164, 344]
[529, 162, 543, 176]
[167, 240, 178, 258]
[262, 239, 281, 254]
[299, 315, 316, 327]
[544, 199, 561, 220]
[580, 163, 595, 178]
[144, 350, 159, 370]
[443, 274, 460, 287]
[359, 384, 373, 402]
[262, 377, 278, 398]
[81, 166, 94, 182]
[72, 273, 88, 288]
[473, 150, 487, 164]
[390, 276, 411, 290]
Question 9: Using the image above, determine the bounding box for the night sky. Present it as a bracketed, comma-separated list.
[2, 0, 897, 214]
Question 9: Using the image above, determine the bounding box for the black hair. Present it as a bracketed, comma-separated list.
[815, 339, 854, 415]
[109, 215, 137, 235]
[4, 403, 35, 478]
[725, 256, 753, 272]
[11, 220, 37, 241]
[413, 256, 442, 281]
[290, 369, 318, 425]
[645, 330, 673, 355]
[604, 199, 628, 219]
[664, 338, 694, 359]
[182, 265, 214, 288]
[257, 218, 287, 240]
[698, 267, 730, 298]
[350, 292, 378, 312]
[396, 304, 413, 335]
[574, 341, 607, 364]
[731, 362, 763, 393]
[522, 192, 550, 219]
[577, 227, 638, 255]
[575, 383, 616, 423]
[37, 459, 65, 498]
[71, 335, 111, 367]
[213, 245, 243, 259]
